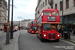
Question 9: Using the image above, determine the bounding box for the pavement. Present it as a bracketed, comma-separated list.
[71, 35, 75, 42]
[60, 32, 75, 44]
[0, 31, 4, 35]
[0, 30, 75, 50]
[0, 30, 20, 50]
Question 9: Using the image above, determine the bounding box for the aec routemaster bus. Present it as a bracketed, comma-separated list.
[4, 23, 7, 32]
[27, 23, 31, 33]
[27, 20, 38, 33]
[30, 20, 38, 34]
[37, 9, 60, 42]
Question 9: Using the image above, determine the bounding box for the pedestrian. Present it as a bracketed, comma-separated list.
[61, 26, 64, 38]
[72, 29, 75, 35]
[58, 28, 62, 33]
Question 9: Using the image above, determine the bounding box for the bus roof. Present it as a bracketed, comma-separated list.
[32, 20, 37, 22]
[43, 9, 59, 11]
[4, 23, 7, 24]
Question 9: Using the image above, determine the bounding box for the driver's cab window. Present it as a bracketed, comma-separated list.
[51, 24, 56, 30]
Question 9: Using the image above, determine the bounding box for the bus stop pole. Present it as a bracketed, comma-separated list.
[10, 0, 13, 39]
[6, 0, 10, 44]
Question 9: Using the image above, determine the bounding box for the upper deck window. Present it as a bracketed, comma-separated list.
[52, 11, 58, 16]
[32, 22, 37, 24]
[44, 11, 51, 15]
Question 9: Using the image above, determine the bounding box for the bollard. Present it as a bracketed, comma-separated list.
[68, 32, 70, 39]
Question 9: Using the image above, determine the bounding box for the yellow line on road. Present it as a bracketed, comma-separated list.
[31, 34, 37, 37]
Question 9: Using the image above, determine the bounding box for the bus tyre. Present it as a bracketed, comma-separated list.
[40, 34, 44, 42]
[56, 39, 59, 42]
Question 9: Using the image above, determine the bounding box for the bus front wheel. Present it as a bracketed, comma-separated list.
[56, 39, 59, 42]
[40, 34, 44, 42]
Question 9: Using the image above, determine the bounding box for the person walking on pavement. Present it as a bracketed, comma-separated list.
[61, 26, 64, 38]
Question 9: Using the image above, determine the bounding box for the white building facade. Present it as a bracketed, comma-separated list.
[35, 0, 75, 29]
[13, 19, 34, 28]
[20, 19, 34, 27]
[0, 0, 7, 30]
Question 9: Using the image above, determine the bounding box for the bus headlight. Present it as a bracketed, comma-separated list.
[57, 35, 60, 37]
[44, 34, 46, 37]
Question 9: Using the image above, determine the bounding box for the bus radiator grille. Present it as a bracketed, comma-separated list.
[48, 33, 56, 40]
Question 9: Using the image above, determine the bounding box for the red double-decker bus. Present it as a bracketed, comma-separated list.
[37, 9, 60, 42]
[27, 23, 31, 33]
[4, 23, 7, 32]
[30, 20, 38, 34]
[27, 20, 38, 33]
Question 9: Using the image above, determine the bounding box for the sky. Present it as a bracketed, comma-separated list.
[6, 0, 37, 21]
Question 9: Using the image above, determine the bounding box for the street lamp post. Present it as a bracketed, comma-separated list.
[6, 0, 10, 44]
[18, 17, 23, 30]
[19, 18, 20, 30]
[62, 0, 64, 38]
[10, 0, 13, 39]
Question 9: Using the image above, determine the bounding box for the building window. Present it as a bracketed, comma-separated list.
[60, 1, 62, 11]
[51, 6, 53, 8]
[48, 7, 49, 9]
[45, 0, 47, 5]
[43, 2, 44, 7]
[41, 4, 42, 8]
[55, 4, 57, 9]
[38, 11, 39, 14]
[66, 0, 69, 9]
[74, 0, 75, 6]
[48, 0, 49, 4]
[42, 4, 43, 8]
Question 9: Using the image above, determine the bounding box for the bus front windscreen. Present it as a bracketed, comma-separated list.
[43, 24, 56, 30]
[43, 24, 51, 30]
[32, 22, 37, 24]
[31, 27, 37, 31]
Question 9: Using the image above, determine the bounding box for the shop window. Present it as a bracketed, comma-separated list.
[64, 16, 67, 24]
[73, 14, 75, 18]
